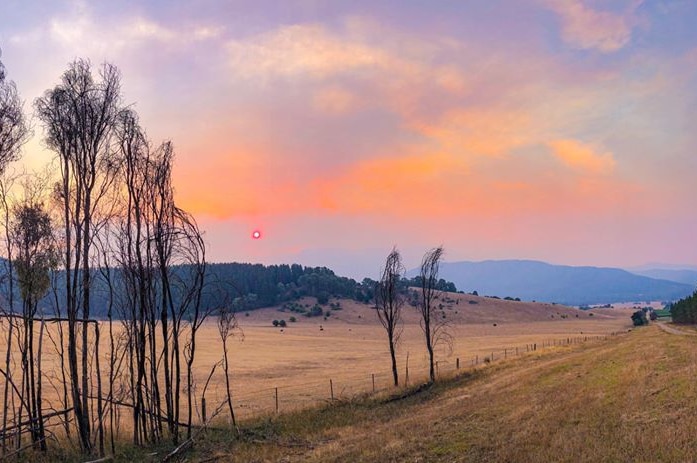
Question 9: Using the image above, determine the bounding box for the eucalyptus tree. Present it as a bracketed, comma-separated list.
[418, 246, 446, 383]
[35, 59, 122, 453]
[375, 247, 404, 387]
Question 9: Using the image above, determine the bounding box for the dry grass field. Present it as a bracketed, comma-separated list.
[0, 292, 636, 458]
[183, 322, 697, 462]
[194, 294, 633, 420]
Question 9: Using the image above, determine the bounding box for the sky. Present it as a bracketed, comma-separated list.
[1, 0, 696, 279]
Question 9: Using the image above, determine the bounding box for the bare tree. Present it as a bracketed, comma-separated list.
[217, 303, 239, 432]
[0, 49, 30, 169]
[35, 59, 122, 454]
[0, 48, 30, 453]
[418, 246, 446, 383]
[375, 247, 404, 387]
[11, 197, 56, 451]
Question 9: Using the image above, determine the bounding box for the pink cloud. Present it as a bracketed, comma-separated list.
[543, 0, 642, 52]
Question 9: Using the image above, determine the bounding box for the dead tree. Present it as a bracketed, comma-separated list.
[418, 246, 445, 383]
[375, 247, 404, 387]
[11, 199, 56, 451]
[35, 59, 122, 454]
[0, 51, 30, 169]
[0, 49, 30, 453]
[217, 302, 239, 432]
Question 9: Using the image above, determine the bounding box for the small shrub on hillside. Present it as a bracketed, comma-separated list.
[289, 316, 297, 322]
[310, 305, 324, 317]
[279, 319, 287, 327]
[272, 320, 279, 327]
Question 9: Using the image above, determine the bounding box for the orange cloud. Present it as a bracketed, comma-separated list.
[548, 139, 616, 175]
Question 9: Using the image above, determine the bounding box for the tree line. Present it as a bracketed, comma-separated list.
[667, 291, 697, 324]
[0, 260, 458, 318]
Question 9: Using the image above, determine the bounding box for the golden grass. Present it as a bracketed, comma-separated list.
[0, 297, 631, 425]
[184, 323, 697, 462]
[0, 295, 634, 459]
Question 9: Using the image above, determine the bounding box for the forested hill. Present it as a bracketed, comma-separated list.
[24, 262, 458, 318]
[185, 262, 455, 313]
[201, 262, 370, 310]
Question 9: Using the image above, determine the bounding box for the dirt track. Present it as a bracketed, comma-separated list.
[656, 321, 697, 336]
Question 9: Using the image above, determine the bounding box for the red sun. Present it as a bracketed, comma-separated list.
[252, 230, 262, 240]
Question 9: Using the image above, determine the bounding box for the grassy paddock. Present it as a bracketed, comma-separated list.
[180, 324, 697, 462]
[0, 297, 634, 460]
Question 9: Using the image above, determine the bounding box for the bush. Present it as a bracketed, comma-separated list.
[272, 320, 279, 327]
[279, 319, 287, 327]
[631, 310, 648, 326]
[289, 316, 297, 323]
[310, 304, 324, 317]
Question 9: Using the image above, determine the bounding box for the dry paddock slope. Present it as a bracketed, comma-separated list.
[0, 295, 633, 431]
[190, 323, 697, 462]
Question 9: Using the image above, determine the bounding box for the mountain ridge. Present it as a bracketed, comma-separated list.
[408, 259, 693, 306]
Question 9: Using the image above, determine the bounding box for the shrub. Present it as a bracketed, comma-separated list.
[289, 316, 297, 323]
[272, 320, 279, 327]
[279, 319, 287, 327]
[310, 304, 324, 317]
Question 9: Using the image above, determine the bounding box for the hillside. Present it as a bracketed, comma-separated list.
[243, 292, 613, 327]
[178, 324, 697, 462]
[420, 260, 694, 306]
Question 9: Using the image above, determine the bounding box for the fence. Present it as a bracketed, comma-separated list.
[217, 334, 610, 422]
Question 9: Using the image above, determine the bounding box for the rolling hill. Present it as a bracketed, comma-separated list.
[415, 260, 694, 306]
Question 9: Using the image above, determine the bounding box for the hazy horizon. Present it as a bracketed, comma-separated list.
[2, 0, 696, 275]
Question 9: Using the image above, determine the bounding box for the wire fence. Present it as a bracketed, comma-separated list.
[214, 333, 613, 422]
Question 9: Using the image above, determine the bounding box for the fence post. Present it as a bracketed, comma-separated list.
[275, 387, 279, 413]
[202, 397, 206, 423]
[456, 358, 460, 370]
[330, 379, 334, 401]
[504, 348, 507, 359]
[405, 353, 410, 387]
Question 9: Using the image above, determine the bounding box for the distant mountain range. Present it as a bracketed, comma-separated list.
[409, 260, 695, 306]
[627, 267, 697, 286]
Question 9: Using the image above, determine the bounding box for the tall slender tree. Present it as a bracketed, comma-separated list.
[35, 59, 122, 453]
[375, 247, 404, 387]
[418, 246, 444, 383]
[0, 47, 30, 453]
[11, 198, 56, 451]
